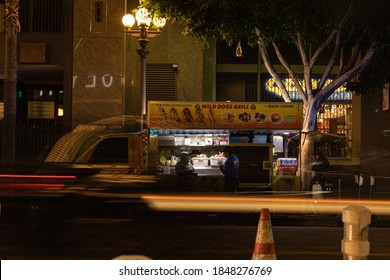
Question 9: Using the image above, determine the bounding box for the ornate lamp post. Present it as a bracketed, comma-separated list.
[122, 8, 166, 130]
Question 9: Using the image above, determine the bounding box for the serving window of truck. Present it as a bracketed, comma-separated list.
[148, 101, 303, 191]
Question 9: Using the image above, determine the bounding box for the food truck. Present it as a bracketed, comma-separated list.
[42, 102, 303, 192]
[147, 101, 303, 192]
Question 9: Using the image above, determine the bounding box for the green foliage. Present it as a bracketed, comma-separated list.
[145, 0, 263, 46]
[346, 49, 390, 94]
[145, 0, 354, 44]
[344, 0, 390, 93]
[144, 0, 390, 89]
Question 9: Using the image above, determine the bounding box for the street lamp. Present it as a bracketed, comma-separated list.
[122, 8, 166, 129]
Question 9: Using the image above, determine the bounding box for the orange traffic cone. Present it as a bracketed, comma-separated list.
[252, 208, 276, 260]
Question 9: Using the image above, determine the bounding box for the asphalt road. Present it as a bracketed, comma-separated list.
[1, 211, 390, 260]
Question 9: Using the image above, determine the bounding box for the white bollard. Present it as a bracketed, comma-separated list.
[341, 205, 371, 260]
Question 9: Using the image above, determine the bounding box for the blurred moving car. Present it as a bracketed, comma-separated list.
[0, 117, 160, 218]
[38, 116, 148, 178]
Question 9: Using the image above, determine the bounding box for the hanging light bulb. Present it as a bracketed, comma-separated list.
[236, 40, 243, 57]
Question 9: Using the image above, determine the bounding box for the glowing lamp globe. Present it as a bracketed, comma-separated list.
[153, 17, 166, 29]
[122, 14, 135, 28]
[136, 8, 152, 26]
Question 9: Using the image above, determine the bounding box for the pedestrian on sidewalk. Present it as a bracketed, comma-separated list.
[312, 180, 323, 199]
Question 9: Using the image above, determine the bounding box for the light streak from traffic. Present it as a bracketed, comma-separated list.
[0, 183, 65, 190]
[140, 194, 390, 215]
[0, 174, 77, 179]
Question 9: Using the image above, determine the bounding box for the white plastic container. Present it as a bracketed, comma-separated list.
[192, 158, 209, 167]
[210, 157, 226, 166]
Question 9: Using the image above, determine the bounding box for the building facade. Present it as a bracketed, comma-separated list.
[0, 0, 389, 181]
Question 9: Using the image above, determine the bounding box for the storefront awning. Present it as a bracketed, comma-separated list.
[0, 64, 63, 85]
[291, 131, 346, 143]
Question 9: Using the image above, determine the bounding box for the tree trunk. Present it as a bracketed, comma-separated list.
[299, 99, 321, 190]
[2, 0, 20, 170]
[299, 133, 315, 191]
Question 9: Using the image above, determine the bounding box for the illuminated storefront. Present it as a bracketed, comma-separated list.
[261, 75, 352, 157]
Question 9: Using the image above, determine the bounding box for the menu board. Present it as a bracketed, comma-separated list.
[148, 101, 303, 130]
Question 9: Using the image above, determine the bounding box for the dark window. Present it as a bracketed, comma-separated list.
[89, 137, 128, 163]
[265, 44, 301, 65]
[216, 73, 258, 102]
[19, 0, 67, 33]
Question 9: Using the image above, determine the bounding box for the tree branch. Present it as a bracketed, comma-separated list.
[272, 42, 307, 103]
[255, 27, 292, 102]
[317, 47, 376, 103]
[316, 3, 354, 90]
[296, 32, 313, 99]
[337, 34, 364, 77]
[309, 29, 338, 69]
[296, 32, 310, 67]
[318, 30, 342, 90]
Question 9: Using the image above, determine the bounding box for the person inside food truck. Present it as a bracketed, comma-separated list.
[175, 152, 198, 192]
[219, 146, 240, 193]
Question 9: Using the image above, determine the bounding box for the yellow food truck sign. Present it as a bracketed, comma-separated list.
[148, 101, 303, 130]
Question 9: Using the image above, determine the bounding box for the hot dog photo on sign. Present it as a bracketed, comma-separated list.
[157, 107, 167, 121]
[170, 107, 181, 123]
[194, 104, 206, 123]
[182, 107, 194, 123]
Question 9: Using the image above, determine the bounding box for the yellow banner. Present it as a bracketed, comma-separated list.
[148, 101, 303, 130]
